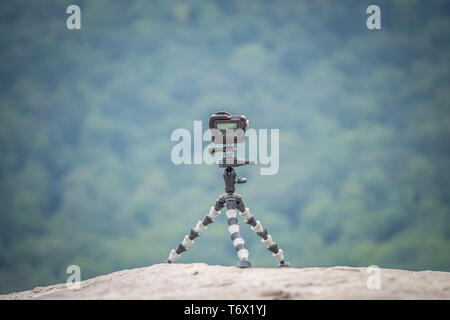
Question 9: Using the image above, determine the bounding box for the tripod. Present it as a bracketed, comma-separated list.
[166, 148, 291, 268]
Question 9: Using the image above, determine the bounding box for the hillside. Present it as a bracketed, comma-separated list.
[1, 263, 450, 299]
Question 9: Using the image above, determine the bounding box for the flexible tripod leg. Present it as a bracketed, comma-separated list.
[235, 196, 291, 267]
[225, 195, 251, 268]
[166, 204, 222, 263]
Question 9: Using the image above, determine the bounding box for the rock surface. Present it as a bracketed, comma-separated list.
[1, 263, 450, 299]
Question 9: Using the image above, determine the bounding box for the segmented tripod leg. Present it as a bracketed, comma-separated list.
[225, 202, 251, 268]
[239, 207, 291, 267]
[166, 206, 221, 263]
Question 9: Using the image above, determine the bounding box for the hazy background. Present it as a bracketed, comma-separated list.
[0, 0, 449, 294]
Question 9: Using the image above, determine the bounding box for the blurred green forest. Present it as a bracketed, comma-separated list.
[0, 0, 450, 294]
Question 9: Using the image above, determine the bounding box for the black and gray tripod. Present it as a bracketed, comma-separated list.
[166, 112, 290, 268]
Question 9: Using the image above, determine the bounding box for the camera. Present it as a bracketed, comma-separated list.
[209, 111, 249, 144]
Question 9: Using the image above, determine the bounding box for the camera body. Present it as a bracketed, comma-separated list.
[209, 111, 249, 144]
